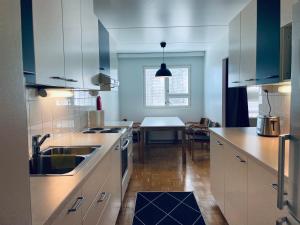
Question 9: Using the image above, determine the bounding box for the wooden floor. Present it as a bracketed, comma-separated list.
[116, 143, 228, 225]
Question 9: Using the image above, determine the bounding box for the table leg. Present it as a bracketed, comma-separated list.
[182, 128, 186, 164]
[140, 127, 145, 163]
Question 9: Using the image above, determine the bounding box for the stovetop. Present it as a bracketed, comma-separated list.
[83, 127, 123, 134]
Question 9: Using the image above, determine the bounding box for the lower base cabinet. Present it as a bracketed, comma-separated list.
[50, 142, 121, 225]
[224, 147, 247, 225]
[51, 188, 83, 225]
[210, 133, 285, 225]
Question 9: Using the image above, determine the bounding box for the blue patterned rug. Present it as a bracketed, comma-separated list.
[132, 192, 206, 225]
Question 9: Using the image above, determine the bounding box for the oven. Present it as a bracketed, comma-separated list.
[121, 128, 133, 200]
[121, 138, 130, 178]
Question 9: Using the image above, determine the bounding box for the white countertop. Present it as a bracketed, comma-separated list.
[104, 121, 133, 128]
[30, 132, 121, 225]
[210, 127, 289, 177]
[141, 117, 185, 128]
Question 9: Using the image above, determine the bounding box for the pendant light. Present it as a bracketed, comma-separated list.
[155, 42, 172, 77]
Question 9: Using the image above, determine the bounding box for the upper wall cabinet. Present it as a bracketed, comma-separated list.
[62, 0, 84, 88]
[21, 0, 65, 87]
[229, 13, 241, 87]
[81, 0, 100, 90]
[99, 21, 111, 76]
[228, 0, 281, 87]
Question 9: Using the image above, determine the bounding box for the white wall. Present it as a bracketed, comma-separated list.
[118, 54, 204, 122]
[204, 32, 229, 124]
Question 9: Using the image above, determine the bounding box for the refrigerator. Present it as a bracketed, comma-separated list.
[277, 2, 300, 224]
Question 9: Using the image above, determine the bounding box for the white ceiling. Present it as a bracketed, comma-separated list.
[94, 0, 251, 53]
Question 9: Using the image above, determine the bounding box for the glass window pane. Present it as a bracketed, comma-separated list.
[145, 69, 165, 106]
[168, 98, 189, 106]
[168, 67, 189, 94]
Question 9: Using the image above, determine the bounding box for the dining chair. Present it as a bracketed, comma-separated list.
[189, 121, 220, 160]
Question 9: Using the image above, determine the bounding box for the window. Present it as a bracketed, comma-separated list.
[144, 66, 190, 107]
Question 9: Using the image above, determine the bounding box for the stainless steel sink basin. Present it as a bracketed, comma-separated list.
[30, 145, 102, 176]
[30, 155, 86, 176]
[42, 146, 101, 156]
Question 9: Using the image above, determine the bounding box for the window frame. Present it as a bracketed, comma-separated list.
[143, 65, 191, 108]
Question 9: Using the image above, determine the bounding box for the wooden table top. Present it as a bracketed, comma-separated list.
[141, 117, 185, 128]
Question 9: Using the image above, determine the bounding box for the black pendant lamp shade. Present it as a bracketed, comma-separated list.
[156, 42, 172, 77]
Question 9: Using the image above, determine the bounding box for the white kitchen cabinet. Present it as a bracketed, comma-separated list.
[81, 152, 111, 216]
[62, 0, 83, 88]
[98, 144, 121, 225]
[247, 158, 280, 225]
[81, 0, 100, 90]
[228, 13, 241, 88]
[240, 0, 257, 86]
[32, 0, 65, 87]
[281, 0, 293, 27]
[210, 134, 226, 214]
[224, 146, 247, 225]
[51, 188, 83, 225]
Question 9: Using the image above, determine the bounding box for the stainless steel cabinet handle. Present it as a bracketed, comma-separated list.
[65, 78, 78, 82]
[50, 76, 66, 81]
[68, 197, 84, 213]
[235, 155, 246, 163]
[276, 217, 287, 225]
[97, 192, 107, 203]
[216, 141, 223, 146]
[277, 134, 290, 209]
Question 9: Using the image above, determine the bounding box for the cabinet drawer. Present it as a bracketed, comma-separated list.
[82, 152, 111, 216]
[51, 189, 83, 225]
[83, 180, 111, 225]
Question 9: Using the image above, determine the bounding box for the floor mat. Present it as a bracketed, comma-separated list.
[132, 192, 206, 225]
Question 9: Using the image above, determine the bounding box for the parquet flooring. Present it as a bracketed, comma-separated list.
[116, 143, 228, 225]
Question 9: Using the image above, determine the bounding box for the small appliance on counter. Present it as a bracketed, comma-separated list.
[88, 96, 104, 128]
[256, 90, 280, 137]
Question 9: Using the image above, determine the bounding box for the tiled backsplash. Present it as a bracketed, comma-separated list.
[26, 88, 97, 156]
[259, 89, 291, 134]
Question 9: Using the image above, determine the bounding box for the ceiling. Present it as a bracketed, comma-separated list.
[94, 0, 251, 53]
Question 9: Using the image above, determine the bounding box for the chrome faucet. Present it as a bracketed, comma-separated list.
[32, 134, 50, 173]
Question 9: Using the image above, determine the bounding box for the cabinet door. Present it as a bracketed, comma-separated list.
[99, 21, 110, 75]
[240, 0, 257, 86]
[62, 0, 83, 88]
[210, 134, 226, 214]
[225, 147, 247, 225]
[32, 0, 65, 87]
[99, 144, 121, 225]
[247, 159, 280, 225]
[228, 13, 241, 88]
[81, 0, 100, 90]
[51, 189, 83, 225]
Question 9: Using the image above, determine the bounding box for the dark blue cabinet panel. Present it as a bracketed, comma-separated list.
[98, 21, 110, 75]
[20, 0, 36, 84]
[256, 0, 280, 84]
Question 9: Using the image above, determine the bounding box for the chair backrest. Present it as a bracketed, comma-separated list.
[209, 122, 221, 128]
[199, 118, 210, 127]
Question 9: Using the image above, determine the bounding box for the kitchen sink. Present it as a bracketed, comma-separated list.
[42, 146, 101, 156]
[30, 155, 86, 176]
[30, 145, 102, 176]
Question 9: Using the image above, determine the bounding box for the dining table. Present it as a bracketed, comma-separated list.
[139, 117, 186, 164]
